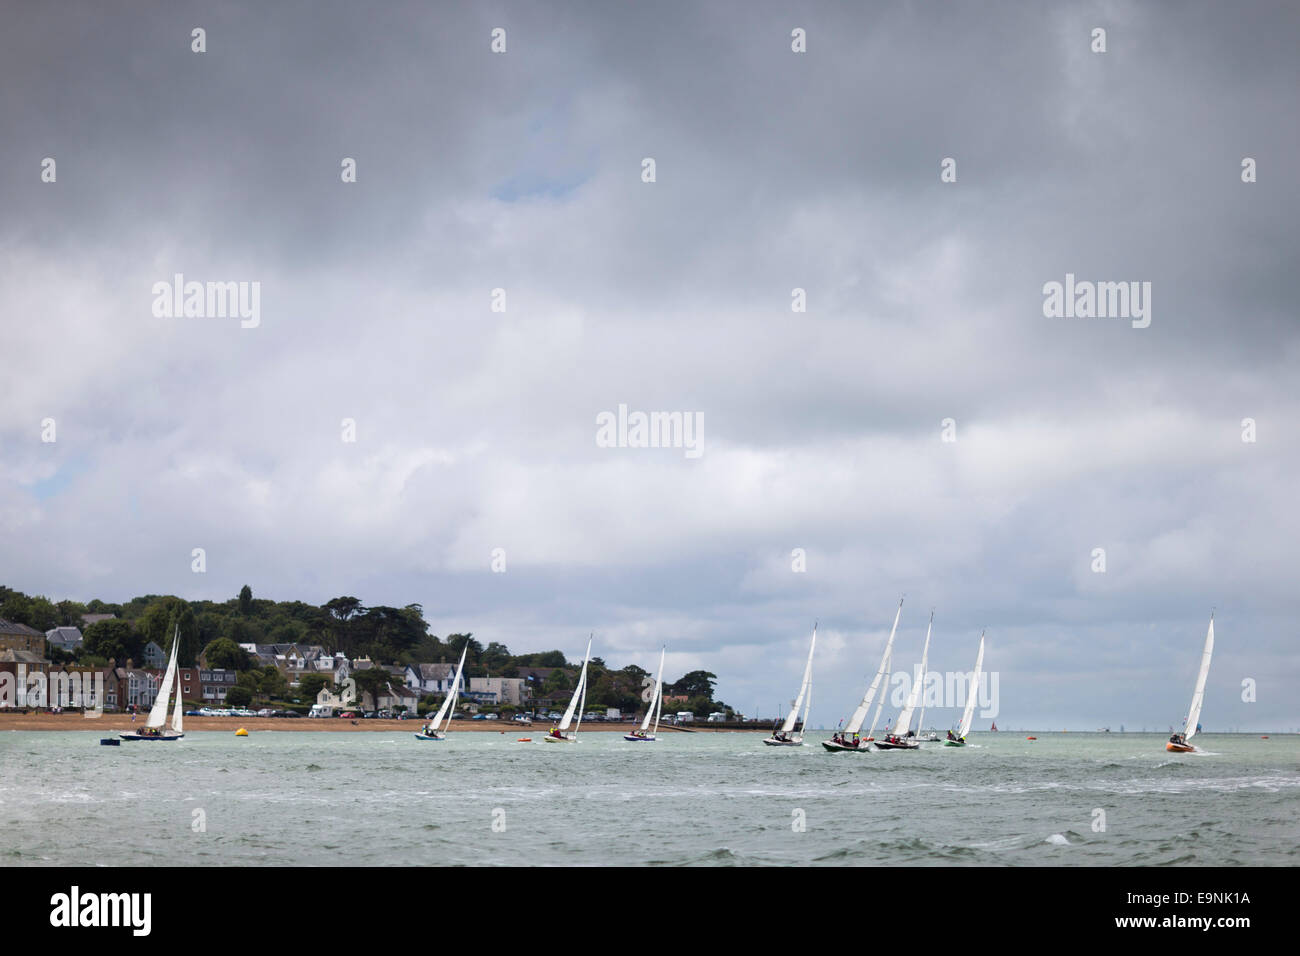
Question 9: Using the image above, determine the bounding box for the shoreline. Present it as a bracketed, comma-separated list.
[0, 713, 770, 733]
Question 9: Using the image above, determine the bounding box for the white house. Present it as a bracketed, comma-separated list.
[405, 663, 465, 696]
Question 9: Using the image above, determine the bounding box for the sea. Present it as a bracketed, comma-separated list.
[2, 731, 1297, 866]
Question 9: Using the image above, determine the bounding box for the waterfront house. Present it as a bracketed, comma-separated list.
[404, 663, 465, 696]
[199, 668, 238, 704]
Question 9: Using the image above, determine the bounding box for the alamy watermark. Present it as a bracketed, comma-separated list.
[0, 665, 104, 716]
[152, 273, 260, 328]
[1042, 273, 1151, 329]
[596, 404, 703, 459]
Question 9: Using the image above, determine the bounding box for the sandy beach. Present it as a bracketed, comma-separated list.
[0, 712, 766, 733]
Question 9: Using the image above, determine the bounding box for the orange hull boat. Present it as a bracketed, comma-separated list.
[1165, 741, 1195, 753]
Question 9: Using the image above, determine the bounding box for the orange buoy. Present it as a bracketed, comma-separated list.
[1261, 735, 1269, 739]
[1026, 736, 1037, 740]
[517, 737, 531, 742]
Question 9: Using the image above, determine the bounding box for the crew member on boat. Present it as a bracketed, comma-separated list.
[1169, 732, 1187, 747]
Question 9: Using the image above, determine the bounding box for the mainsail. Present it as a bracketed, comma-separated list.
[780, 625, 817, 734]
[641, 647, 666, 733]
[893, 610, 933, 737]
[957, 631, 986, 739]
[1183, 614, 1215, 741]
[429, 644, 469, 733]
[558, 637, 592, 732]
[145, 626, 180, 729]
[846, 598, 903, 735]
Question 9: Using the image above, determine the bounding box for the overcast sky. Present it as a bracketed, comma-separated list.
[2, 1, 1297, 731]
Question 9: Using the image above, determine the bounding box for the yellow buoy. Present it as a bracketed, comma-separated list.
[235, 728, 248, 736]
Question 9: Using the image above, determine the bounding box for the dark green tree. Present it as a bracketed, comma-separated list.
[202, 637, 250, 671]
[238, 585, 252, 615]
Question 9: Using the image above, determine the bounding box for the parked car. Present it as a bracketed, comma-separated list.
[257, 708, 275, 718]
[547, 712, 562, 721]
[339, 711, 361, 719]
[472, 713, 488, 720]
[512, 714, 532, 723]
[185, 709, 202, 716]
[482, 713, 499, 720]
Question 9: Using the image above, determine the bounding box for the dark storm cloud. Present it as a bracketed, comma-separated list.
[1, 1, 1297, 730]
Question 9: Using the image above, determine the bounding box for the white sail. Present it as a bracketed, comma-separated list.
[641, 647, 665, 732]
[651, 653, 664, 737]
[558, 637, 592, 731]
[893, 611, 933, 737]
[1183, 615, 1214, 740]
[781, 625, 817, 733]
[429, 644, 468, 732]
[846, 599, 903, 734]
[957, 631, 986, 738]
[866, 646, 892, 739]
[145, 626, 180, 729]
[171, 664, 185, 734]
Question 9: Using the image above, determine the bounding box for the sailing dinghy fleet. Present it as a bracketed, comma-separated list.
[111, 611, 1220, 756]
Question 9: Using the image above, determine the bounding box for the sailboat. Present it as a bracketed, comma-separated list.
[944, 630, 985, 746]
[915, 636, 939, 742]
[765, 625, 816, 746]
[875, 610, 933, 750]
[1167, 613, 1214, 753]
[414, 644, 468, 740]
[545, 637, 592, 743]
[625, 646, 665, 742]
[120, 625, 184, 741]
[824, 598, 902, 753]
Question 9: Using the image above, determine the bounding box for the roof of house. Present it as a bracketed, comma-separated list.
[80, 613, 117, 626]
[0, 648, 48, 663]
[0, 617, 44, 637]
[410, 663, 459, 680]
[45, 626, 84, 644]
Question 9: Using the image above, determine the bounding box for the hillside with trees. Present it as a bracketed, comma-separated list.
[0, 584, 733, 716]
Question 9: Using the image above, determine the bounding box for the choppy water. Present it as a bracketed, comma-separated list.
[2, 731, 1297, 865]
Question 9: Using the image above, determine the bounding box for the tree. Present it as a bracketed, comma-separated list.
[225, 686, 253, 708]
[82, 619, 141, 665]
[238, 585, 252, 615]
[352, 667, 393, 706]
[297, 673, 331, 702]
[669, 670, 717, 700]
[203, 638, 250, 671]
[169, 602, 201, 666]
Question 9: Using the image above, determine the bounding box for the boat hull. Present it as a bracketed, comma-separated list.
[119, 731, 183, 741]
[763, 737, 803, 746]
[1165, 741, 1196, 753]
[943, 740, 965, 747]
[623, 734, 656, 742]
[821, 739, 870, 753]
[543, 734, 576, 743]
[873, 740, 920, 750]
[413, 732, 445, 741]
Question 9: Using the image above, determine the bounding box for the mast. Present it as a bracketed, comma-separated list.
[782, 624, 817, 734]
[145, 625, 180, 730]
[1184, 613, 1215, 740]
[894, 610, 933, 737]
[846, 598, 903, 734]
[569, 636, 593, 737]
[957, 631, 985, 738]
